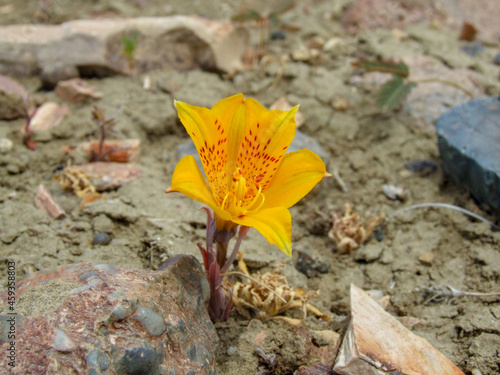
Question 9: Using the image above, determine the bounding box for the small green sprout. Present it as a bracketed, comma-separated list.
[352, 59, 474, 111]
[121, 32, 140, 70]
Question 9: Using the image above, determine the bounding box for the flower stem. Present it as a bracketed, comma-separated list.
[221, 226, 250, 273]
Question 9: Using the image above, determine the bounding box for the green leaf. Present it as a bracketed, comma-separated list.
[352, 59, 409, 77]
[376, 75, 416, 110]
[231, 9, 262, 22]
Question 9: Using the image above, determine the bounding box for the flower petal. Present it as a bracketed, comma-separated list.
[236, 105, 298, 192]
[232, 207, 292, 256]
[174, 100, 228, 202]
[262, 149, 327, 209]
[166, 155, 231, 220]
[211, 94, 266, 188]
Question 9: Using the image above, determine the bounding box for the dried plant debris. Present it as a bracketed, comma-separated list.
[53, 162, 102, 206]
[255, 347, 278, 375]
[226, 258, 330, 326]
[328, 204, 384, 253]
[422, 284, 500, 305]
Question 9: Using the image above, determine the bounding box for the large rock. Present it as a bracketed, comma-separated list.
[0, 16, 248, 83]
[437, 97, 500, 217]
[0, 255, 218, 374]
[334, 285, 464, 375]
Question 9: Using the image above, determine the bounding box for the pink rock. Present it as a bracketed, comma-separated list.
[55, 78, 102, 103]
[29, 102, 70, 131]
[78, 162, 141, 191]
[0, 256, 217, 374]
[34, 184, 66, 219]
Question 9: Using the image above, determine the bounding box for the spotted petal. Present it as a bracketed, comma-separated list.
[166, 155, 231, 221]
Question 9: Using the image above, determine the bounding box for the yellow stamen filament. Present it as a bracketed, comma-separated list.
[221, 168, 266, 216]
[246, 185, 264, 211]
[222, 193, 229, 210]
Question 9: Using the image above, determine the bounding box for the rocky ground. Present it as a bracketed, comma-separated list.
[0, 0, 499, 374]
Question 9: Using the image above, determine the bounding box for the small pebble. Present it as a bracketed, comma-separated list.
[461, 41, 483, 56]
[0, 138, 13, 153]
[93, 232, 111, 246]
[53, 329, 76, 352]
[404, 160, 437, 175]
[373, 228, 385, 242]
[418, 252, 435, 265]
[332, 96, 349, 111]
[227, 346, 238, 356]
[270, 30, 286, 40]
[295, 250, 330, 278]
[6, 164, 20, 174]
[493, 52, 500, 66]
[382, 184, 407, 201]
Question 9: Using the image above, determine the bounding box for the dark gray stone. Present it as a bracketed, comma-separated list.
[437, 97, 500, 216]
[113, 342, 164, 375]
[295, 250, 331, 278]
[134, 305, 166, 336]
[494, 52, 500, 66]
[460, 41, 483, 56]
[86, 349, 110, 371]
[93, 232, 111, 246]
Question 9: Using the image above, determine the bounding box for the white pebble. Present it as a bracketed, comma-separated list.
[0, 138, 13, 153]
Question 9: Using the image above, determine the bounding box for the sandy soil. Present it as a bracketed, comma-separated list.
[1, 1, 499, 374]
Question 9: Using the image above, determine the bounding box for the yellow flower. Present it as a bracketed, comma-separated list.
[166, 94, 328, 256]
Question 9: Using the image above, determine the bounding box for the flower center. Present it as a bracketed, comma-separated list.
[221, 168, 265, 216]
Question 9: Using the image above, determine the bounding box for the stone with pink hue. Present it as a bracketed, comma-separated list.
[0, 255, 217, 374]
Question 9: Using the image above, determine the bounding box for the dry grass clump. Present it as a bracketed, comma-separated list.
[328, 203, 384, 253]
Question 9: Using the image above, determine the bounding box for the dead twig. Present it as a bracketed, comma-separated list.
[423, 284, 500, 305]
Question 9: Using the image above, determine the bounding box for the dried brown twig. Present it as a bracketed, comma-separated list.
[91, 106, 118, 161]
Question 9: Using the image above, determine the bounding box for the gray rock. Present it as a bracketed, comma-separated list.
[92, 232, 111, 246]
[53, 329, 76, 352]
[113, 342, 165, 375]
[86, 349, 111, 371]
[134, 305, 166, 336]
[494, 52, 500, 66]
[295, 250, 331, 278]
[437, 97, 500, 216]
